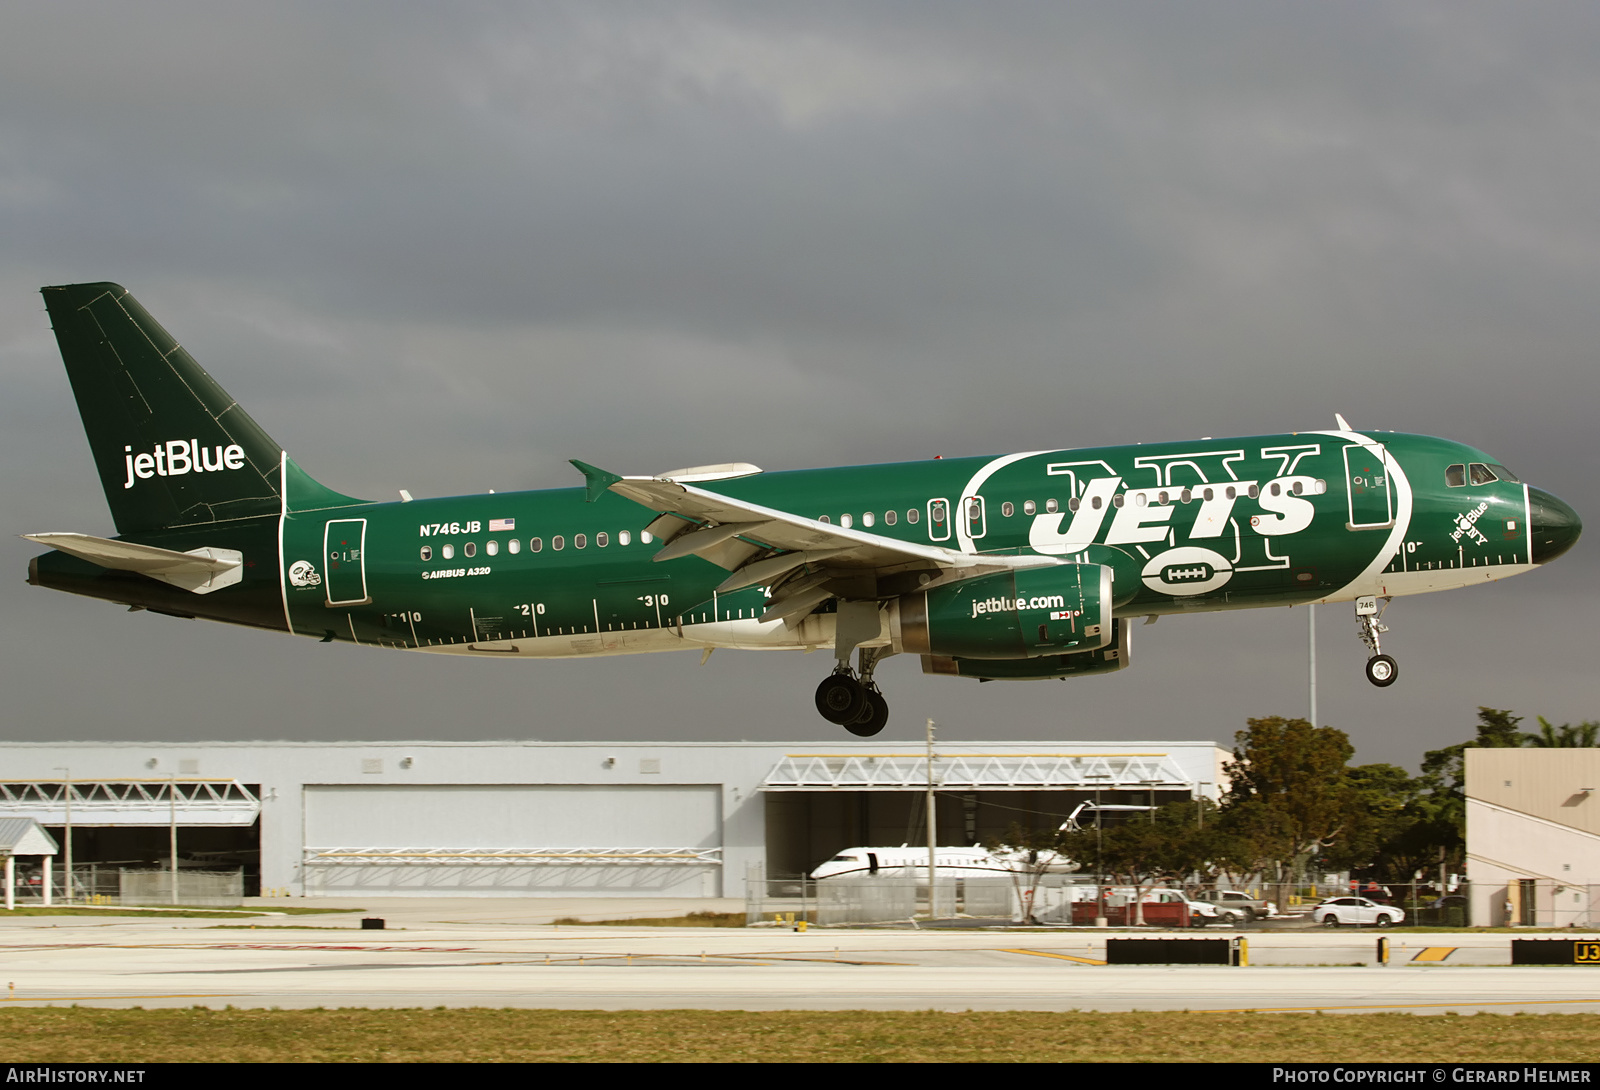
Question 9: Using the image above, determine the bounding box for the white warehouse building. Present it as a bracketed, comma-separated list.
[0, 740, 1228, 898]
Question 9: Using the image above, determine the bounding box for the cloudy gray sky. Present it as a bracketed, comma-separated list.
[2, 2, 1596, 767]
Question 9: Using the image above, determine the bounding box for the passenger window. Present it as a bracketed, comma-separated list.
[464, 542, 476, 557]
[530, 537, 542, 552]
[1112, 494, 1124, 508]
[420, 546, 432, 561]
[1291, 481, 1303, 496]
[442, 544, 455, 560]
[819, 515, 831, 524]
[641, 531, 654, 543]
[1247, 484, 1259, 499]
[1202, 488, 1214, 502]
[930, 501, 947, 524]
[1068, 497, 1080, 512]
[486, 541, 499, 555]
[841, 514, 854, 528]
[508, 539, 521, 554]
[1000, 502, 1014, 517]
[619, 530, 631, 545]
[1445, 464, 1465, 487]
[574, 533, 587, 549]
[863, 512, 875, 527]
[1180, 488, 1192, 503]
[1045, 498, 1059, 514]
[1470, 463, 1498, 485]
[884, 510, 897, 526]
[1023, 500, 1036, 515]
[597, 531, 609, 547]
[1091, 496, 1102, 510]
[552, 535, 565, 551]
[907, 508, 919, 524]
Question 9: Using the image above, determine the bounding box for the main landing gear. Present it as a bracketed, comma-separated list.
[815, 646, 891, 736]
[1355, 595, 1398, 688]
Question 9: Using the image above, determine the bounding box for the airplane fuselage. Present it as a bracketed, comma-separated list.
[34, 430, 1562, 658]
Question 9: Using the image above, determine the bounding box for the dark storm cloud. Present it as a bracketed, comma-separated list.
[2, 2, 1597, 764]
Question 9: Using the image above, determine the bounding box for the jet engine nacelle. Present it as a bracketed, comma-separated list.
[894, 563, 1112, 660]
[921, 617, 1131, 680]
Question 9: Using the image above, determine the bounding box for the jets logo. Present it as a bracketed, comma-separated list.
[287, 560, 322, 588]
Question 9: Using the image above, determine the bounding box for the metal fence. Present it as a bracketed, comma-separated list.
[746, 874, 1496, 928]
[118, 869, 243, 907]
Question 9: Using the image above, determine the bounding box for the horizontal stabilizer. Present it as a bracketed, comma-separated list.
[22, 532, 243, 595]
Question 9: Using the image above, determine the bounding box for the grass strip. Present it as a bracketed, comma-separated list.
[0, 1008, 1595, 1063]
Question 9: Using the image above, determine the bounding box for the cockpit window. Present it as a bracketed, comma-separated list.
[1488, 463, 1520, 483]
[1445, 464, 1465, 487]
[1469, 463, 1498, 485]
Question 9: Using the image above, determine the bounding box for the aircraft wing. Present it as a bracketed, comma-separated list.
[572, 461, 1060, 626]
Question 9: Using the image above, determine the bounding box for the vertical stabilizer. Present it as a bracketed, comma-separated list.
[41, 282, 362, 533]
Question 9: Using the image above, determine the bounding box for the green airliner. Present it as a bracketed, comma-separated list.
[25, 283, 1583, 735]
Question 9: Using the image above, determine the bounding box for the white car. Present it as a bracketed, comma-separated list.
[1311, 896, 1404, 928]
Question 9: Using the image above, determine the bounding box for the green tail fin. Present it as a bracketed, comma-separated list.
[42, 282, 364, 533]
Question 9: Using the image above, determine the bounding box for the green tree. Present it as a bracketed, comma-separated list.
[1328, 762, 1422, 877]
[1218, 717, 1359, 883]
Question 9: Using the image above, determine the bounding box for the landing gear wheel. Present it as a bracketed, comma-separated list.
[845, 689, 890, 737]
[1365, 654, 1398, 687]
[815, 674, 867, 725]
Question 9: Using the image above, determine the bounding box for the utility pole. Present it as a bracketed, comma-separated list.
[169, 774, 180, 906]
[54, 767, 71, 906]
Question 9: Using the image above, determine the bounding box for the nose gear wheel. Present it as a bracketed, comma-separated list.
[1355, 597, 1398, 688]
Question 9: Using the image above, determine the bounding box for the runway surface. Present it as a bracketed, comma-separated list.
[1, 905, 1596, 1014]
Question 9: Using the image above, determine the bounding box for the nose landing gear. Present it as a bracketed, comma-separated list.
[1355, 595, 1398, 688]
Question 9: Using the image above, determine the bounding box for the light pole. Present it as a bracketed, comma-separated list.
[1309, 603, 1318, 726]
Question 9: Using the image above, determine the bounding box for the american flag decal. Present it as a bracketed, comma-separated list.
[490, 518, 515, 532]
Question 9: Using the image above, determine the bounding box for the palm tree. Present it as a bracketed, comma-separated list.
[1524, 717, 1600, 748]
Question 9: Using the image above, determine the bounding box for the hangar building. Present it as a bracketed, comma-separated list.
[1466, 748, 1600, 927]
[0, 740, 1227, 898]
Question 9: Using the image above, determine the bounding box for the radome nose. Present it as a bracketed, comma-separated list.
[1528, 487, 1582, 564]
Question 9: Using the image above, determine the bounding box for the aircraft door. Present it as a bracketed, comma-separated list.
[927, 498, 951, 542]
[962, 495, 987, 542]
[324, 518, 371, 605]
[1343, 444, 1394, 529]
